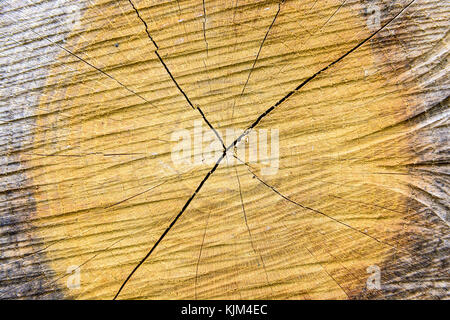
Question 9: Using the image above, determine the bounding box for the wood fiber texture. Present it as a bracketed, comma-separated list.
[0, 0, 448, 299]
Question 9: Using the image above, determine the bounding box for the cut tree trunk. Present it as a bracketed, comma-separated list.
[0, 0, 448, 300]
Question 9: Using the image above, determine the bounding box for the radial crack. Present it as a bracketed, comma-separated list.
[194, 208, 211, 300]
[233, 155, 449, 278]
[198, 107, 226, 150]
[113, 151, 226, 299]
[113, 0, 416, 299]
[154, 50, 196, 110]
[304, 246, 350, 299]
[202, 0, 209, 57]
[127, 0, 225, 148]
[229, 0, 417, 149]
[239, 161, 386, 246]
[27, 29, 161, 112]
[234, 166, 272, 289]
[231, 0, 284, 120]
[319, 0, 348, 30]
[127, 0, 158, 49]
[105, 181, 166, 208]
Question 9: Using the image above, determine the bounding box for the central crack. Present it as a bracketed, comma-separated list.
[114, 0, 416, 300]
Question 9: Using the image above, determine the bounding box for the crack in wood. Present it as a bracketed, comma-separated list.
[231, 0, 284, 120]
[304, 245, 351, 298]
[112, 0, 418, 299]
[202, 0, 209, 57]
[233, 155, 450, 279]
[26, 28, 162, 113]
[233, 165, 272, 291]
[127, 0, 225, 149]
[126, 0, 159, 49]
[194, 204, 211, 300]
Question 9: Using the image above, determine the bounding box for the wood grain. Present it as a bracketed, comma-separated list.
[0, 0, 448, 299]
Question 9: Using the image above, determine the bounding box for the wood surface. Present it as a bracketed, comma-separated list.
[0, 0, 448, 299]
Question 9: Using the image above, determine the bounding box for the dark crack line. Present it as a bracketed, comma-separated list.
[3, 177, 174, 268]
[154, 50, 196, 110]
[198, 106, 226, 150]
[231, 155, 399, 249]
[113, 150, 226, 299]
[158, 51, 225, 148]
[234, 161, 354, 297]
[239, 161, 385, 246]
[113, 0, 416, 299]
[234, 156, 450, 278]
[127, 0, 225, 148]
[1, 216, 172, 299]
[230, 0, 417, 148]
[319, 0, 347, 30]
[27, 29, 163, 113]
[231, 0, 283, 120]
[127, 0, 158, 49]
[233, 157, 360, 294]
[128, 0, 194, 110]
